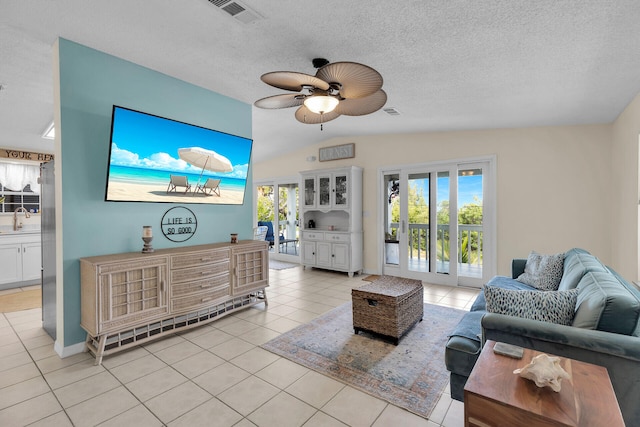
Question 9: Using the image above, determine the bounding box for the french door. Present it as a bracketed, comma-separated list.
[255, 180, 299, 260]
[382, 158, 495, 287]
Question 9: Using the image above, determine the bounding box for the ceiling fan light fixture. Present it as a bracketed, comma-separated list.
[304, 94, 339, 114]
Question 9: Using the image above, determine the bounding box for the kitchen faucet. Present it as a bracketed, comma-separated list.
[13, 207, 31, 231]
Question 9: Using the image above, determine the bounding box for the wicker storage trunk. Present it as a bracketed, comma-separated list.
[352, 276, 424, 344]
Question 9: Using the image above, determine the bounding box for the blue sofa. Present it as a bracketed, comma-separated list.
[444, 248, 640, 426]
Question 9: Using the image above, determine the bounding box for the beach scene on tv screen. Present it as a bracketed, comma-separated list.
[106, 107, 252, 205]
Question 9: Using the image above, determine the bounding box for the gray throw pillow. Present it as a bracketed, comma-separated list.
[516, 251, 564, 290]
[484, 285, 578, 326]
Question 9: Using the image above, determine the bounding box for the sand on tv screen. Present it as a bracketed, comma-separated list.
[105, 106, 252, 205]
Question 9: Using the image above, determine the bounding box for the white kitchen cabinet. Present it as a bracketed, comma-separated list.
[21, 242, 42, 281]
[0, 243, 21, 284]
[0, 236, 42, 286]
[299, 166, 363, 276]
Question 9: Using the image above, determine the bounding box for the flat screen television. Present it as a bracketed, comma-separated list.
[105, 105, 253, 205]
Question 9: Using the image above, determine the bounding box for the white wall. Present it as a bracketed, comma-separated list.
[611, 92, 640, 280]
[254, 124, 613, 277]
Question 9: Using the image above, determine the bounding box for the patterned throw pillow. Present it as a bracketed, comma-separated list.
[484, 286, 578, 325]
[516, 251, 564, 290]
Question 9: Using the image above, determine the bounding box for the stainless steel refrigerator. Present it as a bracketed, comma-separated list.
[40, 161, 56, 339]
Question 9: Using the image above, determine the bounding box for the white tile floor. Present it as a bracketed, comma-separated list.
[0, 266, 479, 427]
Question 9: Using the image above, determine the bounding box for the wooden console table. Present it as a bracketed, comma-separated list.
[80, 240, 268, 365]
[464, 340, 624, 427]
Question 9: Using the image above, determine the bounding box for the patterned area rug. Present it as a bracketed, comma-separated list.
[268, 260, 298, 270]
[261, 301, 465, 419]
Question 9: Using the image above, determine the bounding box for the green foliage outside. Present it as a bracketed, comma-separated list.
[256, 185, 299, 224]
[389, 184, 483, 265]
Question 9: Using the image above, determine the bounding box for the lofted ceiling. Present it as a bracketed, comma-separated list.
[2, 1, 640, 163]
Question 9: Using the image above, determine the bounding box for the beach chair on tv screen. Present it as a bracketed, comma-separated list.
[196, 178, 221, 196]
[167, 175, 191, 193]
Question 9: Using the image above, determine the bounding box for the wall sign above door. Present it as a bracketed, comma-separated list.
[319, 143, 355, 162]
[161, 206, 197, 242]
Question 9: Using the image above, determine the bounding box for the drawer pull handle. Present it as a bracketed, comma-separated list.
[201, 297, 213, 302]
[366, 299, 378, 306]
[201, 257, 212, 261]
[200, 284, 212, 289]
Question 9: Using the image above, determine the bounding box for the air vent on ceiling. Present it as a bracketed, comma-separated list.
[383, 107, 400, 116]
[206, 0, 263, 24]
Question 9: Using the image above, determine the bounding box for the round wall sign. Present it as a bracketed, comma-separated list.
[161, 206, 197, 242]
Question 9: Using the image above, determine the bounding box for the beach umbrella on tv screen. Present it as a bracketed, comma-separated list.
[178, 147, 233, 191]
[178, 147, 233, 173]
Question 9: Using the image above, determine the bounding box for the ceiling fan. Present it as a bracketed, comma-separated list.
[254, 58, 387, 129]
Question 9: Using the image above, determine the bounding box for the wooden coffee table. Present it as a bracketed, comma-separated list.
[464, 340, 624, 427]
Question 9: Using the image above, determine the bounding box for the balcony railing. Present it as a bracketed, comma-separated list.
[388, 223, 483, 274]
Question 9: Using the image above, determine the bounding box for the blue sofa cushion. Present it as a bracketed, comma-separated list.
[573, 271, 640, 335]
[558, 248, 607, 291]
[485, 286, 579, 326]
[516, 251, 564, 290]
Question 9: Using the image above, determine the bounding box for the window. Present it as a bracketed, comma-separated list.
[0, 163, 41, 213]
[0, 184, 40, 213]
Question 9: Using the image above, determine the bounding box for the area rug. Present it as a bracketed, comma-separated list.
[0, 289, 42, 313]
[362, 274, 381, 282]
[269, 260, 299, 270]
[261, 301, 465, 419]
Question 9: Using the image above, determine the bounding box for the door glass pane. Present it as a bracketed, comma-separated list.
[319, 176, 330, 206]
[277, 183, 299, 256]
[407, 173, 430, 273]
[458, 168, 483, 278]
[256, 185, 275, 251]
[384, 174, 399, 265]
[436, 172, 450, 274]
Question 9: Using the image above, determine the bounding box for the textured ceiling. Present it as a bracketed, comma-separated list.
[2, 1, 640, 162]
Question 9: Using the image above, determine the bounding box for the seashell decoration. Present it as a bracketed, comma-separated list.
[513, 353, 570, 392]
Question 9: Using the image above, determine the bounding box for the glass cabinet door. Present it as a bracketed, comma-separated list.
[303, 177, 316, 208]
[318, 175, 331, 207]
[333, 174, 348, 208]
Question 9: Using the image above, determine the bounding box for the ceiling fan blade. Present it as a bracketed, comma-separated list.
[254, 94, 303, 109]
[261, 71, 330, 92]
[315, 62, 383, 99]
[335, 89, 387, 116]
[294, 105, 340, 124]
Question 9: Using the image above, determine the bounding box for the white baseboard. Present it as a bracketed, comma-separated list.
[54, 340, 86, 358]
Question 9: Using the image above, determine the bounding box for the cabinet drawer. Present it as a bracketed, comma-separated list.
[171, 261, 230, 284]
[171, 274, 229, 298]
[325, 233, 350, 242]
[171, 249, 229, 269]
[302, 231, 325, 240]
[171, 285, 230, 312]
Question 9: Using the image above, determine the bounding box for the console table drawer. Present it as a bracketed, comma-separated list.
[171, 249, 229, 269]
[171, 274, 229, 298]
[302, 231, 325, 240]
[171, 285, 230, 312]
[171, 261, 229, 284]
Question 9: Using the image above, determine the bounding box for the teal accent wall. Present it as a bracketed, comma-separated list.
[57, 39, 253, 347]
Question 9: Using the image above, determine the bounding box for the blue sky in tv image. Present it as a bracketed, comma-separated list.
[108, 106, 252, 187]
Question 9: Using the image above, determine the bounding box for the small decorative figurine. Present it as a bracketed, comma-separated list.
[142, 226, 154, 253]
[513, 353, 570, 392]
